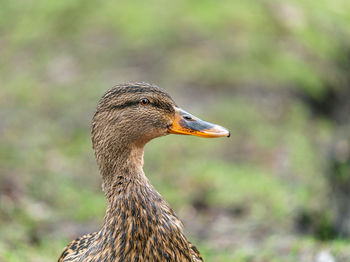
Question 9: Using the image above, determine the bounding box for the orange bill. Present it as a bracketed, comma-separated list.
[168, 107, 230, 138]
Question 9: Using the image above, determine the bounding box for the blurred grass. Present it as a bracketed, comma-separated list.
[1, 0, 350, 261]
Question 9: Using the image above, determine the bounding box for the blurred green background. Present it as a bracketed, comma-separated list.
[1, 0, 350, 261]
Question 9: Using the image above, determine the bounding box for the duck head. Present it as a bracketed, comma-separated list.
[92, 83, 229, 149]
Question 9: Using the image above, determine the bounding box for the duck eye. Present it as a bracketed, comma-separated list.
[140, 98, 150, 105]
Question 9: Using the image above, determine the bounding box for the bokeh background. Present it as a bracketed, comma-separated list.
[1, 0, 350, 261]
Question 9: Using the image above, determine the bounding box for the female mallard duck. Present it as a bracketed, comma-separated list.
[58, 83, 229, 262]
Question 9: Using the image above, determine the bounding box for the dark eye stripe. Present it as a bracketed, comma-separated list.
[108, 100, 174, 113]
[151, 101, 174, 112]
[110, 101, 139, 110]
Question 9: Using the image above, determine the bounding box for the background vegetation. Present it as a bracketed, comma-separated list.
[1, 0, 350, 261]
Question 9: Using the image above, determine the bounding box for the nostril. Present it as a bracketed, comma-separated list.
[183, 115, 193, 121]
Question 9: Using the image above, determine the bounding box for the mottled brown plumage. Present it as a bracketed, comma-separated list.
[58, 82, 229, 262]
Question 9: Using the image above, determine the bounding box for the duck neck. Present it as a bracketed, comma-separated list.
[94, 140, 193, 260]
[96, 142, 147, 203]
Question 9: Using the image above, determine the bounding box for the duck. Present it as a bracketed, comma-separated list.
[58, 82, 230, 262]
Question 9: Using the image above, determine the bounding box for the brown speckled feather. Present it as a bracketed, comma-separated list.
[58, 233, 98, 262]
[59, 180, 203, 261]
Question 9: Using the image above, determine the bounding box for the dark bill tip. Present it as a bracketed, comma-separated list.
[168, 107, 230, 138]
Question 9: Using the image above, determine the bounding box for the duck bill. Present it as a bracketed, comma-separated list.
[168, 107, 230, 138]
